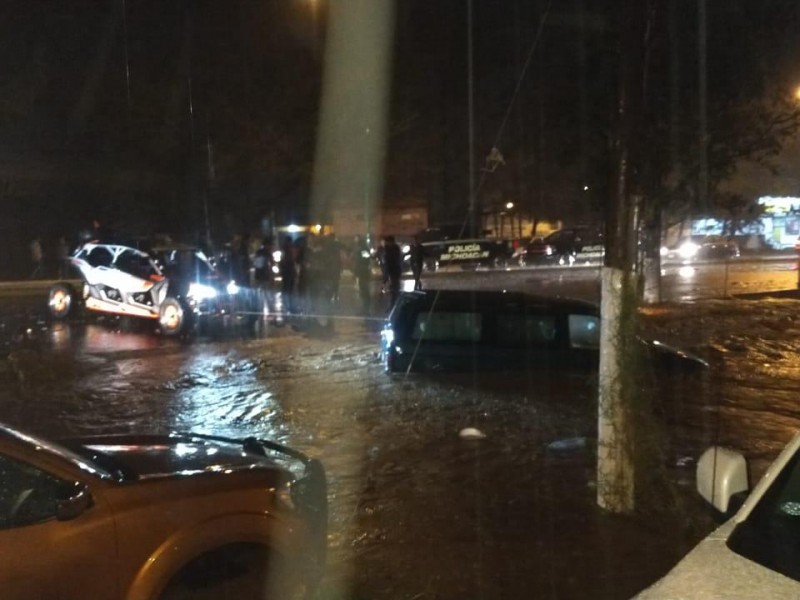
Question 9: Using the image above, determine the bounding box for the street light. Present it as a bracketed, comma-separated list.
[505, 202, 514, 210]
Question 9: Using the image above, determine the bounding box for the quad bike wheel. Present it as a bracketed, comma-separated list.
[48, 283, 74, 319]
[158, 297, 187, 336]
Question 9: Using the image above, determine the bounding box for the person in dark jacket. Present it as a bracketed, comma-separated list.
[351, 235, 372, 315]
[278, 237, 296, 314]
[253, 238, 273, 317]
[408, 235, 425, 291]
[382, 235, 403, 309]
[326, 234, 344, 303]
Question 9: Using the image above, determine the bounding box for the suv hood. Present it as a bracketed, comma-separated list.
[634, 521, 798, 598]
[65, 434, 285, 481]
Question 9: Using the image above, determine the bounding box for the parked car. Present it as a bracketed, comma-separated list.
[0, 422, 327, 600]
[634, 433, 800, 598]
[519, 227, 605, 266]
[661, 236, 740, 262]
[47, 241, 267, 336]
[379, 290, 707, 373]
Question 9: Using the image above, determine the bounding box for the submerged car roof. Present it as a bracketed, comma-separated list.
[395, 290, 598, 314]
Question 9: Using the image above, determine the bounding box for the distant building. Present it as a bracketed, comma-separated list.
[331, 203, 427, 241]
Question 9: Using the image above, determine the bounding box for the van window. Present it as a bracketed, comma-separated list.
[412, 311, 482, 342]
[497, 314, 557, 346]
[568, 314, 600, 349]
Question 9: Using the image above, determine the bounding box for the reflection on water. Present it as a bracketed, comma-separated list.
[172, 352, 283, 442]
[70, 322, 168, 354]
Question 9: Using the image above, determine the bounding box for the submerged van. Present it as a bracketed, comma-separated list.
[379, 290, 706, 374]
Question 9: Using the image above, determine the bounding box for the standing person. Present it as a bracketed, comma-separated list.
[376, 237, 387, 293]
[351, 235, 372, 315]
[294, 237, 308, 314]
[278, 237, 296, 314]
[56, 236, 71, 278]
[29, 236, 43, 279]
[382, 235, 403, 309]
[253, 238, 271, 288]
[327, 234, 343, 303]
[408, 235, 425, 291]
[253, 238, 273, 316]
[238, 233, 252, 286]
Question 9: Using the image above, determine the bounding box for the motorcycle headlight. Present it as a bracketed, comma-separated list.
[226, 280, 240, 295]
[187, 283, 218, 301]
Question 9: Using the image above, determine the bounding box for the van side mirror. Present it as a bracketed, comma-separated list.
[696, 446, 748, 517]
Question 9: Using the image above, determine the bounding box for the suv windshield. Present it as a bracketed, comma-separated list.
[1, 428, 113, 482]
[727, 451, 800, 582]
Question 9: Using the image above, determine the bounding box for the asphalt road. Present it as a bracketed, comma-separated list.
[418, 254, 799, 303]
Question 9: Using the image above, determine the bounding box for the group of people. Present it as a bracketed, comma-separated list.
[240, 232, 427, 318]
[28, 225, 427, 317]
[273, 234, 345, 316]
[28, 235, 73, 279]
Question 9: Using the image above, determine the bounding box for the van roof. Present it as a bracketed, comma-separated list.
[396, 289, 598, 314]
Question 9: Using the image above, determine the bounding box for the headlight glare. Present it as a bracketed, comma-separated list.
[187, 283, 217, 301]
[678, 241, 699, 259]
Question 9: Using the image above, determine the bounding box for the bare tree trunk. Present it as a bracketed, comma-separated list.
[598, 267, 636, 512]
[597, 0, 644, 514]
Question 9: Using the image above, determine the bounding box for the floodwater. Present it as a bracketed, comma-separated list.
[3, 271, 800, 599]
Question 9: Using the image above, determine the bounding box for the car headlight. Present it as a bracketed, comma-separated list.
[382, 328, 394, 345]
[226, 280, 240, 295]
[678, 241, 699, 259]
[187, 282, 217, 301]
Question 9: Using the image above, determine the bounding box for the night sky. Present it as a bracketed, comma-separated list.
[0, 0, 799, 274]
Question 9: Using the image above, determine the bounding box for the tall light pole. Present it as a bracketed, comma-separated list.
[467, 0, 476, 237]
[698, 0, 708, 209]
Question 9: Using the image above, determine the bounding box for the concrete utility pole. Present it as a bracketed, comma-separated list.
[597, 1, 645, 514]
[309, 0, 395, 232]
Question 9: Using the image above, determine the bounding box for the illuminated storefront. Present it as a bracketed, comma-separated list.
[757, 196, 800, 249]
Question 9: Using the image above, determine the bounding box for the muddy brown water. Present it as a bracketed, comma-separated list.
[3, 294, 800, 599]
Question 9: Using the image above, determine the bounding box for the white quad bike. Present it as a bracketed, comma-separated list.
[48, 242, 266, 336]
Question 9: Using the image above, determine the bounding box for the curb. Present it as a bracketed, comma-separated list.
[0, 279, 81, 291]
